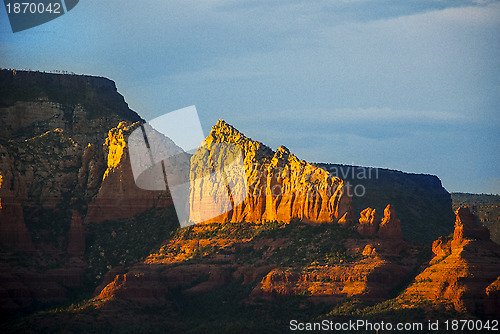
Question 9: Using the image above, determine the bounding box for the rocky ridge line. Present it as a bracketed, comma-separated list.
[189, 120, 353, 225]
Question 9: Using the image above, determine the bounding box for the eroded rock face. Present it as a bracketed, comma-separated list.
[453, 206, 490, 245]
[431, 235, 451, 260]
[0, 69, 142, 143]
[253, 238, 417, 302]
[399, 207, 500, 316]
[95, 264, 235, 305]
[85, 122, 173, 223]
[97, 270, 169, 306]
[189, 120, 353, 225]
[377, 204, 402, 240]
[357, 207, 379, 237]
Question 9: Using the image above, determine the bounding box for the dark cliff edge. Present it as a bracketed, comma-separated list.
[0, 69, 142, 141]
[315, 163, 455, 243]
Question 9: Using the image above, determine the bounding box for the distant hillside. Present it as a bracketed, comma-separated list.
[451, 192, 500, 245]
[315, 163, 455, 243]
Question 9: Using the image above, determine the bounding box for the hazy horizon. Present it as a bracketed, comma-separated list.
[1, 0, 499, 194]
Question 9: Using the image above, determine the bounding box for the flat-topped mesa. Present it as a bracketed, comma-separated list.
[189, 119, 353, 224]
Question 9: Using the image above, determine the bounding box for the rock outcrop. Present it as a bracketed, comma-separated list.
[97, 269, 169, 306]
[254, 260, 409, 302]
[357, 207, 379, 237]
[315, 162, 454, 243]
[431, 235, 451, 260]
[85, 122, 173, 223]
[0, 69, 142, 143]
[356, 204, 402, 241]
[377, 204, 402, 240]
[453, 206, 490, 244]
[189, 120, 353, 225]
[94, 263, 235, 306]
[399, 207, 500, 316]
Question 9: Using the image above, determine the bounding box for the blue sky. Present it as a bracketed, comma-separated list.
[1, 0, 499, 194]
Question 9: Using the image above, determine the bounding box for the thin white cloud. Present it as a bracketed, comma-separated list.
[234, 108, 465, 126]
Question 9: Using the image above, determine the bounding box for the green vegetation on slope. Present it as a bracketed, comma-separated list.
[150, 219, 362, 268]
[85, 207, 180, 286]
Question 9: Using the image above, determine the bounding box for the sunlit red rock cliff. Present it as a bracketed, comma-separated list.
[189, 120, 353, 225]
[1, 70, 499, 331]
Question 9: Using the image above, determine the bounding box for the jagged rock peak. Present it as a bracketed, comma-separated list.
[189, 120, 353, 225]
[377, 204, 403, 240]
[206, 119, 273, 164]
[214, 119, 237, 132]
[209, 119, 246, 144]
[357, 207, 379, 237]
[270, 146, 298, 169]
[274, 145, 291, 159]
[84, 121, 173, 223]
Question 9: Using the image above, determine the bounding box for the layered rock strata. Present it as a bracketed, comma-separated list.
[357, 207, 379, 237]
[399, 207, 500, 316]
[85, 122, 173, 223]
[377, 204, 402, 240]
[189, 120, 353, 225]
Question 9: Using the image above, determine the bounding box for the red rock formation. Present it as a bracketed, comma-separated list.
[189, 120, 353, 225]
[97, 270, 169, 306]
[399, 207, 500, 316]
[431, 235, 451, 260]
[357, 207, 379, 237]
[377, 204, 402, 240]
[453, 206, 490, 245]
[94, 264, 236, 305]
[254, 247, 413, 302]
[85, 122, 172, 223]
[486, 276, 500, 314]
[77, 143, 106, 198]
